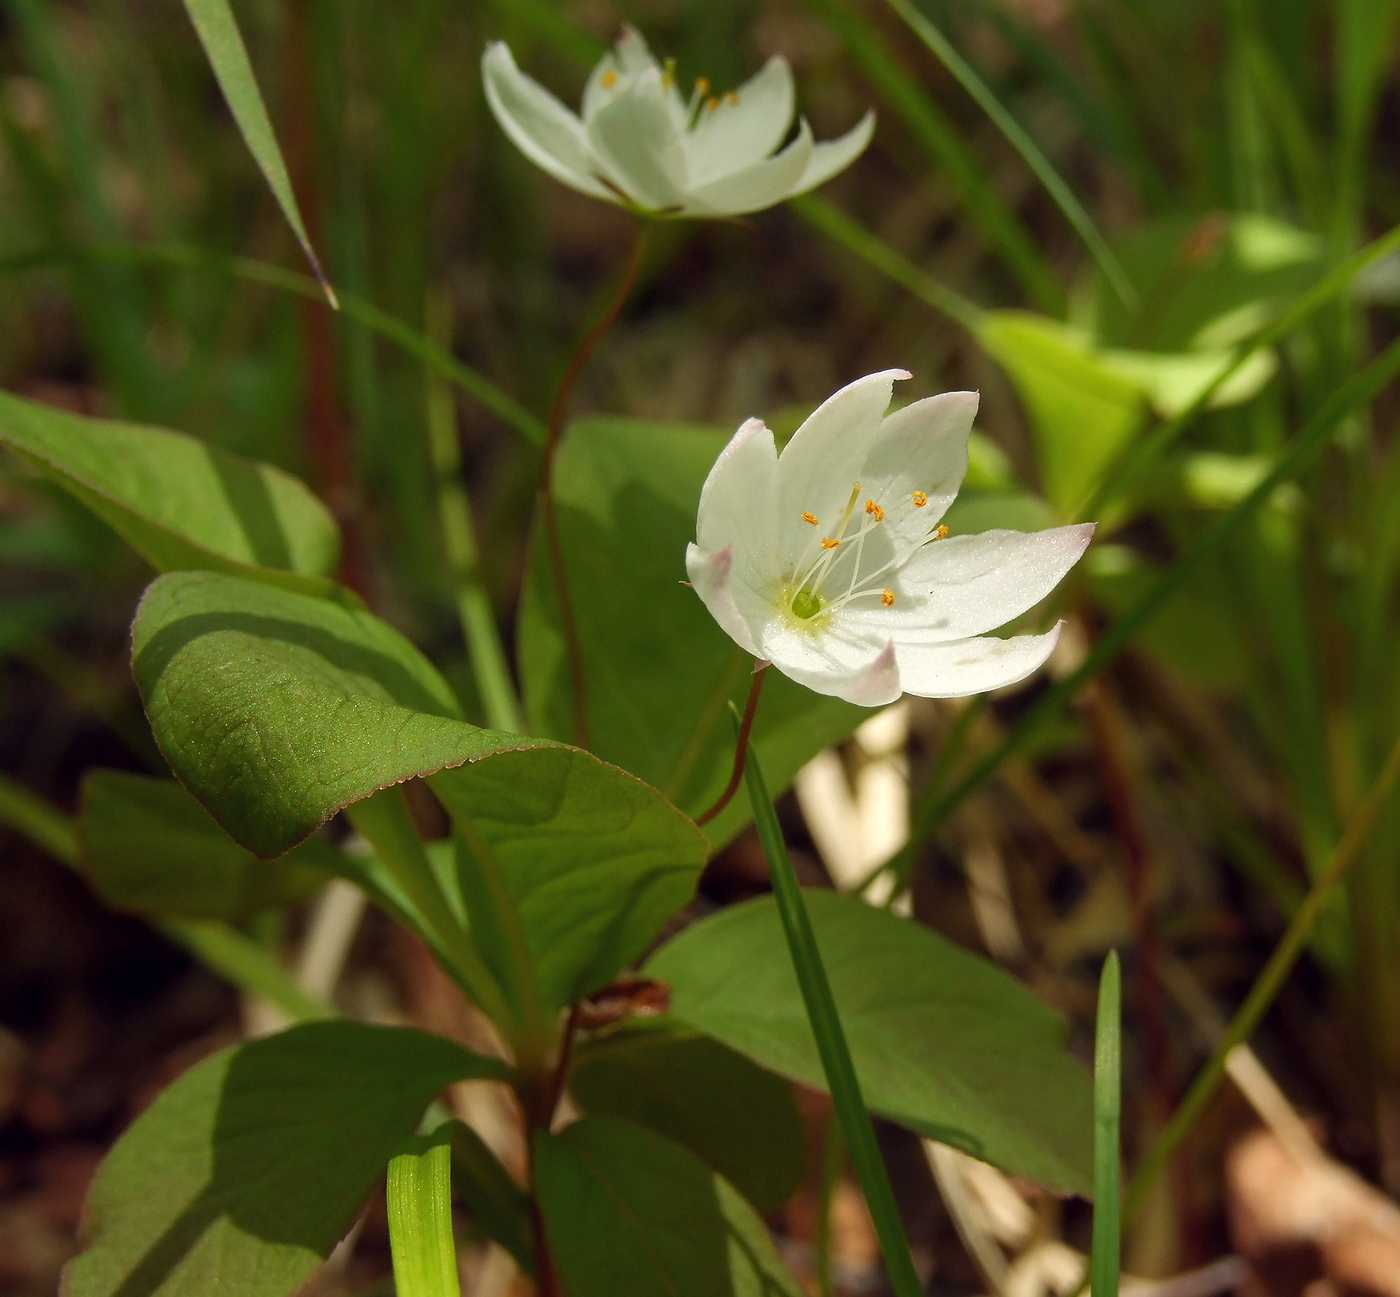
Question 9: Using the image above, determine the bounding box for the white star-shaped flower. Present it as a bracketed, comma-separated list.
[482, 26, 874, 218]
[686, 371, 1095, 706]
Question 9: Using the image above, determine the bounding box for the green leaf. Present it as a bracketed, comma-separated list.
[518, 417, 862, 846]
[0, 388, 344, 598]
[431, 748, 708, 1026]
[569, 1028, 805, 1211]
[64, 1021, 508, 1297]
[78, 771, 331, 920]
[975, 311, 1144, 517]
[387, 1123, 462, 1297]
[647, 891, 1093, 1194]
[130, 569, 541, 858]
[534, 1117, 804, 1297]
[447, 1122, 534, 1275]
[180, 0, 336, 304]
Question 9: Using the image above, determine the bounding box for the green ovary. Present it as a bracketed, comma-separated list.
[791, 589, 822, 619]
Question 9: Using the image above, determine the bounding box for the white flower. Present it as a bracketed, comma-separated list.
[686, 371, 1095, 706]
[482, 26, 874, 218]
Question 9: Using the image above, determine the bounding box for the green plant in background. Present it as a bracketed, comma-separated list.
[3, 0, 1400, 1292]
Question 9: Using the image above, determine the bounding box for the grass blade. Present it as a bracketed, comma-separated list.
[883, 0, 1137, 309]
[388, 1122, 464, 1297]
[741, 733, 923, 1297]
[181, 0, 337, 307]
[1090, 951, 1122, 1297]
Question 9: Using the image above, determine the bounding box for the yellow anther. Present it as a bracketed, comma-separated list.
[881, 589, 896, 606]
[662, 58, 676, 86]
[864, 499, 884, 521]
[705, 96, 719, 112]
[802, 511, 818, 525]
[934, 524, 949, 539]
[694, 77, 711, 96]
[912, 490, 928, 507]
[600, 69, 618, 89]
[820, 537, 840, 550]
[724, 90, 740, 105]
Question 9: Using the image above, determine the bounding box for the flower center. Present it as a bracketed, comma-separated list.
[791, 589, 823, 619]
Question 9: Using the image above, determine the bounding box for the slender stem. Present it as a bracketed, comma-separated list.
[1090, 951, 1122, 1297]
[741, 740, 923, 1297]
[542, 222, 649, 748]
[695, 663, 769, 827]
[424, 289, 524, 733]
[1122, 724, 1400, 1225]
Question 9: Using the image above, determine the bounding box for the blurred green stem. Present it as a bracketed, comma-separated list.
[424, 290, 523, 734]
[1122, 723, 1400, 1225]
[1090, 951, 1122, 1297]
[741, 735, 923, 1297]
[541, 220, 650, 749]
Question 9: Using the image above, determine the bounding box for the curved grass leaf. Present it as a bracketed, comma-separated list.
[0, 388, 345, 599]
[647, 890, 1093, 1194]
[534, 1116, 804, 1297]
[63, 1021, 507, 1297]
[386, 1123, 462, 1297]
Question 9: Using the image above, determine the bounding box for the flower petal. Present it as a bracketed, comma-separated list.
[859, 390, 977, 563]
[684, 118, 813, 217]
[584, 67, 688, 209]
[776, 370, 909, 578]
[684, 56, 796, 185]
[687, 544, 762, 656]
[891, 625, 1062, 698]
[790, 110, 876, 194]
[614, 24, 660, 76]
[843, 524, 1094, 642]
[760, 620, 902, 706]
[481, 43, 611, 201]
[696, 417, 782, 590]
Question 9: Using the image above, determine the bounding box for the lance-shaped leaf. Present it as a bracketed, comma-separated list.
[79, 770, 333, 920]
[0, 388, 344, 598]
[647, 890, 1094, 1195]
[519, 417, 862, 846]
[63, 1021, 507, 1297]
[534, 1117, 804, 1297]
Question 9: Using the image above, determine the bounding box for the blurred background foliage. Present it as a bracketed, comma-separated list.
[5, 0, 1400, 1290]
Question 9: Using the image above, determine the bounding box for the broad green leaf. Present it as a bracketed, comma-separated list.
[570, 1027, 805, 1211]
[647, 891, 1094, 1195]
[181, 0, 336, 304]
[64, 1021, 508, 1297]
[0, 388, 344, 599]
[448, 1122, 533, 1274]
[976, 311, 1144, 516]
[131, 569, 541, 857]
[78, 771, 332, 920]
[534, 1117, 804, 1297]
[1100, 347, 1277, 417]
[518, 417, 862, 846]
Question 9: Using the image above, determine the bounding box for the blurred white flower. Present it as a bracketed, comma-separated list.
[482, 26, 874, 218]
[686, 371, 1094, 706]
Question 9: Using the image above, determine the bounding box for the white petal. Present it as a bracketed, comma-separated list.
[684, 56, 796, 185]
[582, 52, 624, 121]
[696, 417, 782, 593]
[687, 544, 762, 656]
[776, 369, 909, 577]
[892, 625, 1062, 698]
[584, 68, 688, 210]
[790, 110, 876, 194]
[614, 24, 660, 76]
[843, 524, 1095, 642]
[481, 43, 611, 201]
[859, 390, 977, 562]
[684, 119, 813, 217]
[760, 621, 902, 706]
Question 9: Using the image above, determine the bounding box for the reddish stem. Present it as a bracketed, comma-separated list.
[696, 662, 769, 826]
[542, 223, 649, 748]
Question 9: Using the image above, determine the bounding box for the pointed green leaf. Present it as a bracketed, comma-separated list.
[647, 891, 1094, 1194]
[518, 418, 862, 846]
[534, 1117, 804, 1297]
[181, 0, 336, 303]
[0, 388, 344, 598]
[78, 770, 332, 920]
[64, 1021, 507, 1297]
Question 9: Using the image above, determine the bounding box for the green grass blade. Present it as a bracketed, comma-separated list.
[1122, 725, 1400, 1226]
[180, 0, 337, 306]
[0, 771, 80, 864]
[897, 332, 1400, 877]
[1090, 951, 1121, 1297]
[800, 0, 1062, 313]
[741, 735, 923, 1297]
[388, 1122, 464, 1297]
[883, 0, 1136, 309]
